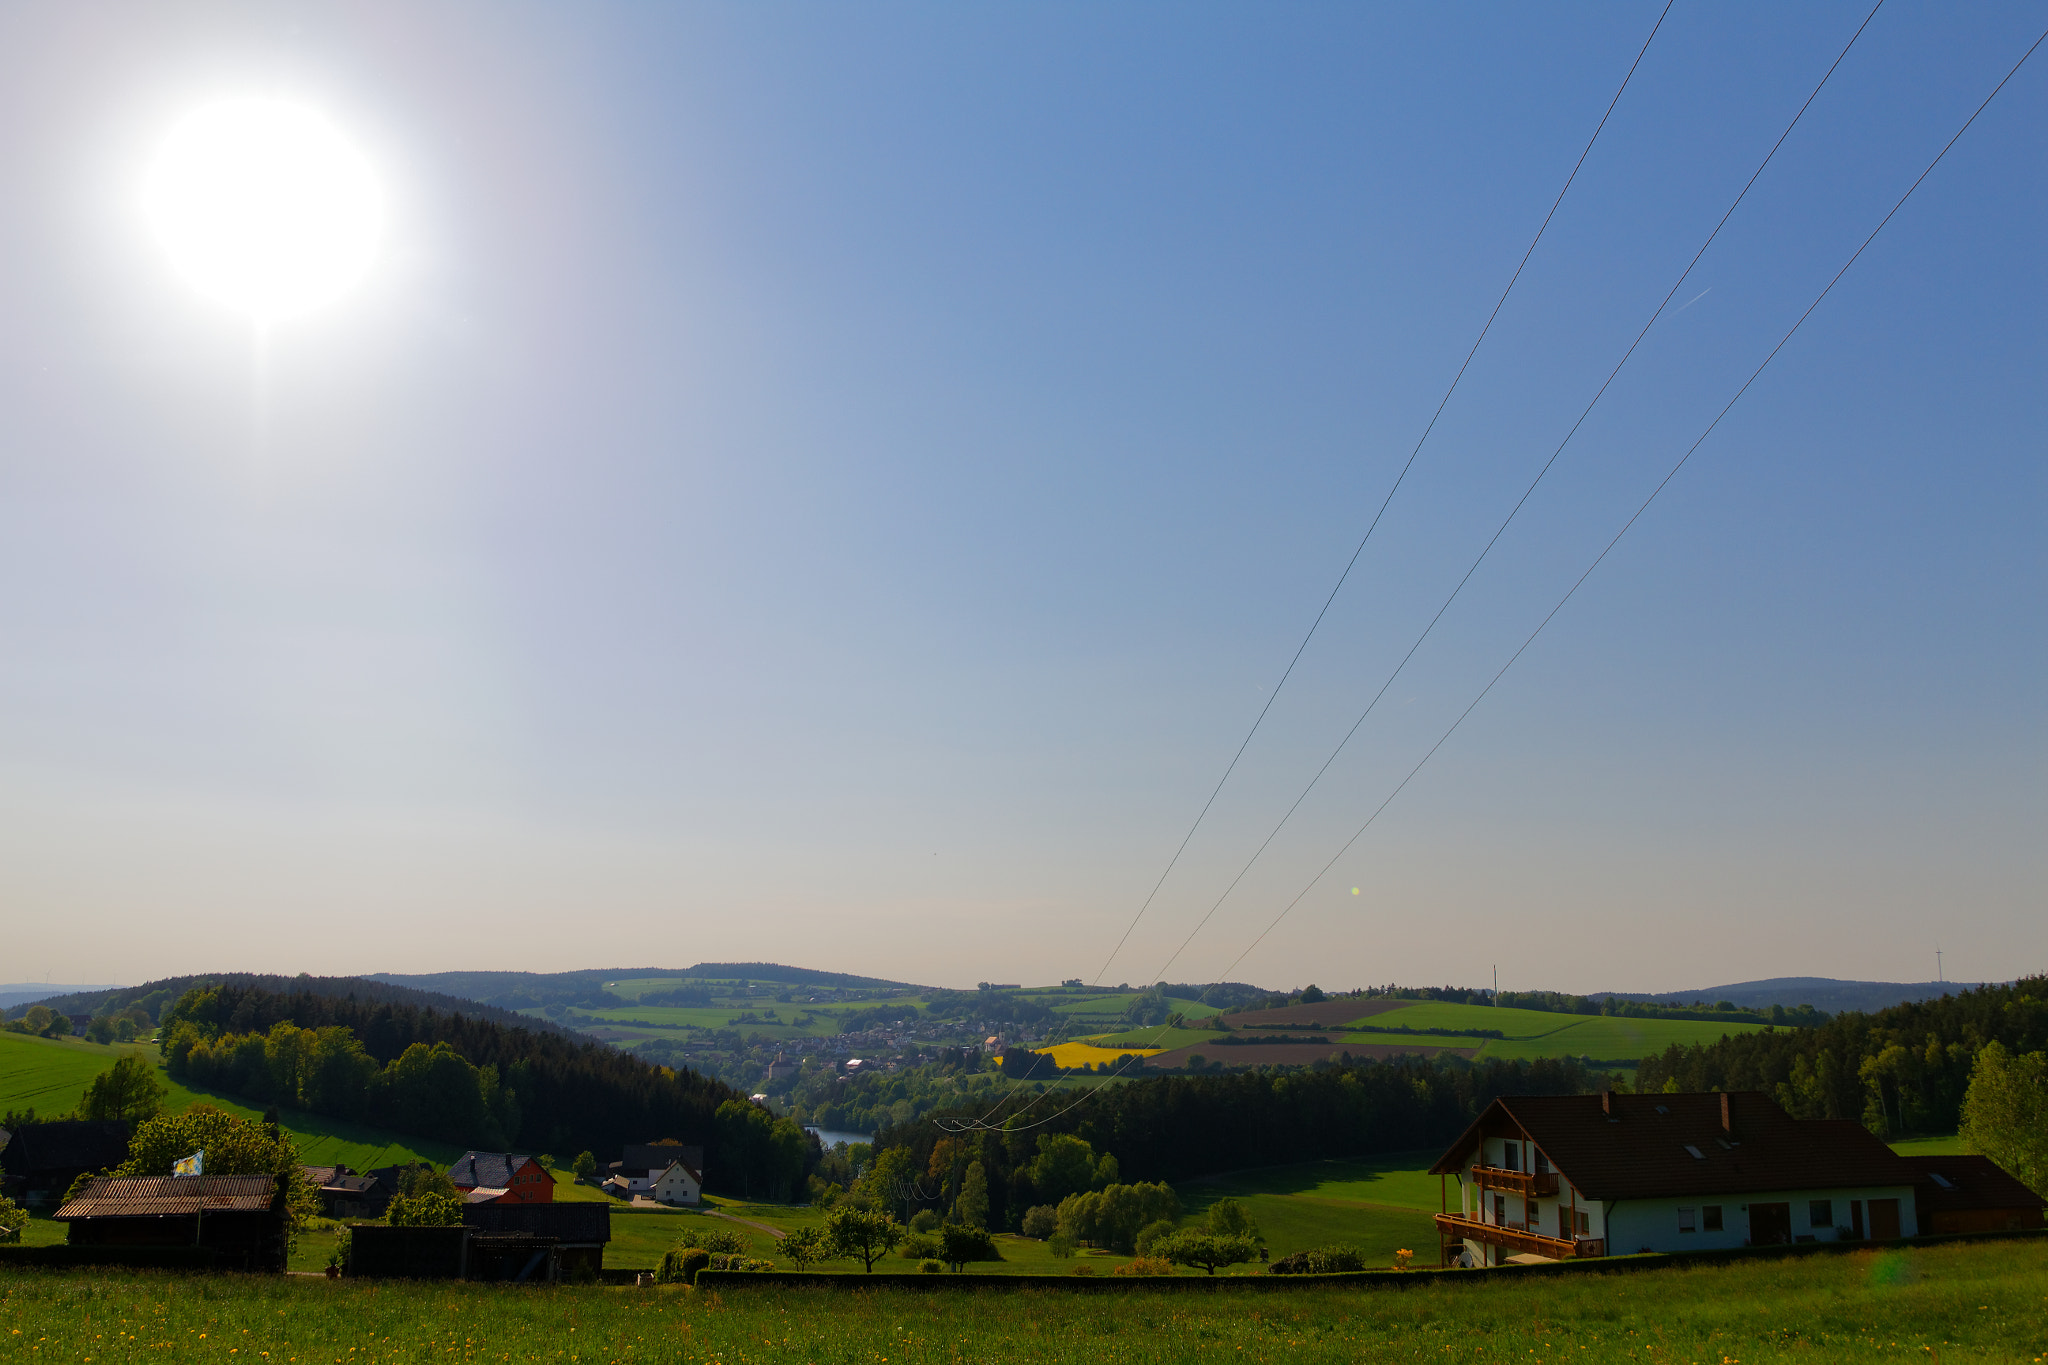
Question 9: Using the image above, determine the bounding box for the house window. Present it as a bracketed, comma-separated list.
[1535, 1150, 1551, 1177]
[1809, 1199, 1833, 1229]
[1677, 1207, 1697, 1233]
[1703, 1205, 1723, 1232]
[1503, 1141, 1520, 1171]
[1574, 1210, 1591, 1237]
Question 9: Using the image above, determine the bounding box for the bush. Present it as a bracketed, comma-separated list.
[899, 1232, 942, 1261]
[681, 1225, 748, 1257]
[0, 1195, 27, 1244]
[939, 1224, 1001, 1272]
[386, 1193, 464, 1227]
[908, 1208, 941, 1233]
[1020, 1204, 1058, 1240]
[657, 1247, 711, 1285]
[1152, 1230, 1260, 1275]
[1266, 1245, 1365, 1275]
[1070, 1263, 1095, 1276]
[918, 1258, 944, 1274]
[1134, 1218, 1178, 1256]
[1113, 1256, 1174, 1277]
[1047, 1233, 1076, 1259]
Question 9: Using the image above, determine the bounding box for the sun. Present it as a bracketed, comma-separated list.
[145, 98, 385, 320]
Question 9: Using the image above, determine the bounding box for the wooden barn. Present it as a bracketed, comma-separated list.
[55, 1174, 287, 1271]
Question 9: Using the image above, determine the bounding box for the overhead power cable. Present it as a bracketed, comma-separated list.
[1203, 15, 2048, 992]
[1137, 0, 1889, 992]
[1086, 0, 1676, 991]
[944, 13, 2047, 1134]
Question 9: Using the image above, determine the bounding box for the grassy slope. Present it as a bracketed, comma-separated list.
[1891, 1133, 1967, 1156]
[5, 1240, 2043, 1362]
[0, 1030, 460, 1172]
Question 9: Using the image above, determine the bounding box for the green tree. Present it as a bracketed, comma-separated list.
[1959, 1041, 2048, 1197]
[860, 1144, 927, 1221]
[1204, 1196, 1260, 1241]
[0, 1193, 27, 1243]
[572, 1150, 597, 1180]
[386, 1192, 464, 1226]
[939, 1223, 1002, 1272]
[781, 1224, 829, 1269]
[823, 1204, 902, 1272]
[79, 1055, 168, 1124]
[84, 1015, 118, 1044]
[1029, 1133, 1097, 1204]
[393, 1162, 460, 1201]
[953, 1160, 990, 1229]
[1153, 1229, 1259, 1275]
[19, 1005, 60, 1038]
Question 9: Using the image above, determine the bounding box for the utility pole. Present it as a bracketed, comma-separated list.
[1935, 946, 1943, 984]
[1493, 965, 1498, 1006]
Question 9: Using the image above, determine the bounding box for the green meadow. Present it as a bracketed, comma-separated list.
[4, 1239, 2043, 1364]
[0, 1030, 459, 1173]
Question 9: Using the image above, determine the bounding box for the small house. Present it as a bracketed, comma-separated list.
[605, 1143, 705, 1199]
[447, 1152, 554, 1204]
[1429, 1091, 1923, 1266]
[647, 1159, 702, 1206]
[302, 1164, 387, 1220]
[56, 1174, 287, 1271]
[1907, 1154, 2045, 1234]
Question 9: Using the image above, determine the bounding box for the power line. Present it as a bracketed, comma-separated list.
[1087, 0, 1676, 991]
[1137, 0, 1889, 992]
[1206, 16, 2048, 990]
[947, 13, 2048, 1135]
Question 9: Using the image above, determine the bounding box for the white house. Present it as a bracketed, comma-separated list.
[648, 1159, 702, 1206]
[1429, 1090, 1922, 1267]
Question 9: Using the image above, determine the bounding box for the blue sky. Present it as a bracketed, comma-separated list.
[0, 2, 2039, 993]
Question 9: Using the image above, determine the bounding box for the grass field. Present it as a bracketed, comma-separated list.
[4, 1239, 2042, 1363]
[0, 1030, 460, 1172]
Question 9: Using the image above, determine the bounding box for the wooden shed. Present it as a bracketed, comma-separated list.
[56, 1175, 287, 1272]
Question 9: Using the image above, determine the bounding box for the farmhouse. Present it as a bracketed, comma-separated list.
[55, 1174, 287, 1271]
[1907, 1154, 2045, 1234]
[1429, 1091, 1923, 1266]
[448, 1152, 554, 1204]
[302, 1164, 387, 1219]
[604, 1143, 705, 1202]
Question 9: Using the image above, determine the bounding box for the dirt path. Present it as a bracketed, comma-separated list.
[707, 1208, 786, 1239]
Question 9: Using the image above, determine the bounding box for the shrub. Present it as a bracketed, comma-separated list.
[899, 1231, 942, 1260]
[1152, 1230, 1260, 1275]
[680, 1225, 748, 1257]
[657, 1247, 711, 1285]
[1267, 1245, 1365, 1275]
[327, 1228, 353, 1273]
[781, 1224, 829, 1269]
[0, 1194, 28, 1244]
[919, 1258, 944, 1274]
[908, 1208, 940, 1233]
[1020, 1204, 1058, 1239]
[1070, 1263, 1095, 1276]
[1048, 1233, 1077, 1259]
[1112, 1256, 1174, 1277]
[386, 1193, 464, 1227]
[1134, 1218, 1178, 1255]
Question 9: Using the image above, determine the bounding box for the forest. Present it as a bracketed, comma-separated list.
[1633, 975, 2048, 1136]
[865, 1054, 1598, 1233]
[154, 983, 813, 1197]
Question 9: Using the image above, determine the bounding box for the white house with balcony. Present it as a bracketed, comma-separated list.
[1428, 1090, 1921, 1267]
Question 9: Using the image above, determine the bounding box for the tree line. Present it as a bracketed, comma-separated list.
[863, 1054, 1596, 1234]
[155, 984, 802, 1194]
[1633, 975, 2048, 1137]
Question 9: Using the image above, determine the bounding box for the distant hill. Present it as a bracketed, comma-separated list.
[1593, 977, 1991, 1015]
[0, 983, 125, 1011]
[368, 964, 923, 1009]
[0, 973, 577, 1038]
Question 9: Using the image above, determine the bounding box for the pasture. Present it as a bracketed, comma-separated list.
[0, 1030, 458, 1172]
[3, 1239, 2041, 1363]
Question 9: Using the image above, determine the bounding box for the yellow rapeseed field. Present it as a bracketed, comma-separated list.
[1010, 1041, 1162, 1069]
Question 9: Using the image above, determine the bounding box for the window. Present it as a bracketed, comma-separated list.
[1535, 1150, 1551, 1176]
[1683, 1144, 1706, 1160]
[1677, 1207, 1697, 1233]
[1574, 1210, 1591, 1237]
[1503, 1141, 1520, 1171]
[1809, 1199, 1834, 1229]
[1703, 1205, 1723, 1232]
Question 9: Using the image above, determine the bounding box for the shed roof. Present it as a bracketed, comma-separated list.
[464, 1200, 610, 1243]
[448, 1152, 550, 1189]
[1907, 1154, 2045, 1214]
[1429, 1091, 1919, 1200]
[56, 1175, 277, 1219]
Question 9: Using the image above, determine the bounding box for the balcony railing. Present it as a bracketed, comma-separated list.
[1467, 1165, 1558, 1197]
[1434, 1212, 1603, 1260]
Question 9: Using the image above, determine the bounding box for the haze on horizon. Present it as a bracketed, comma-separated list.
[0, 2, 2040, 997]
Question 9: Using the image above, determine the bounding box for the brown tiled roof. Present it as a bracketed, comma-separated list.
[1429, 1092, 1920, 1200]
[56, 1175, 277, 1219]
[1907, 1154, 2046, 1213]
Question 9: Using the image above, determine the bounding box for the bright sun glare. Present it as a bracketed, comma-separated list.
[145, 98, 385, 320]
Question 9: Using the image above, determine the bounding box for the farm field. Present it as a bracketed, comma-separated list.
[1472, 1014, 1770, 1061]
[1071, 1025, 1224, 1051]
[4, 1239, 2042, 1363]
[1019, 1041, 1162, 1069]
[0, 1030, 459, 1172]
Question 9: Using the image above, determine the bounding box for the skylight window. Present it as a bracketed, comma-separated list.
[1684, 1145, 1705, 1160]
[1928, 1172, 1954, 1189]
[1654, 1104, 1670, 1115]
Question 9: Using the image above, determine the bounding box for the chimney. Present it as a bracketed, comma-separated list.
[1721, 1092, 1733, 1135]
[1601, 1090, 1614, 1116]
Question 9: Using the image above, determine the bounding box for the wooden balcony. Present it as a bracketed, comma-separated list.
[1434, 1212, 1602, 1261]
[1468, 1165, 1558, 1197]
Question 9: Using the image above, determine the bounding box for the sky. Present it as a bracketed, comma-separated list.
[0, 2, 2040, 997]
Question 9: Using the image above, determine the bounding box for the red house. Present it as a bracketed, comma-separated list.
[447, 1152, 555, 1205]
